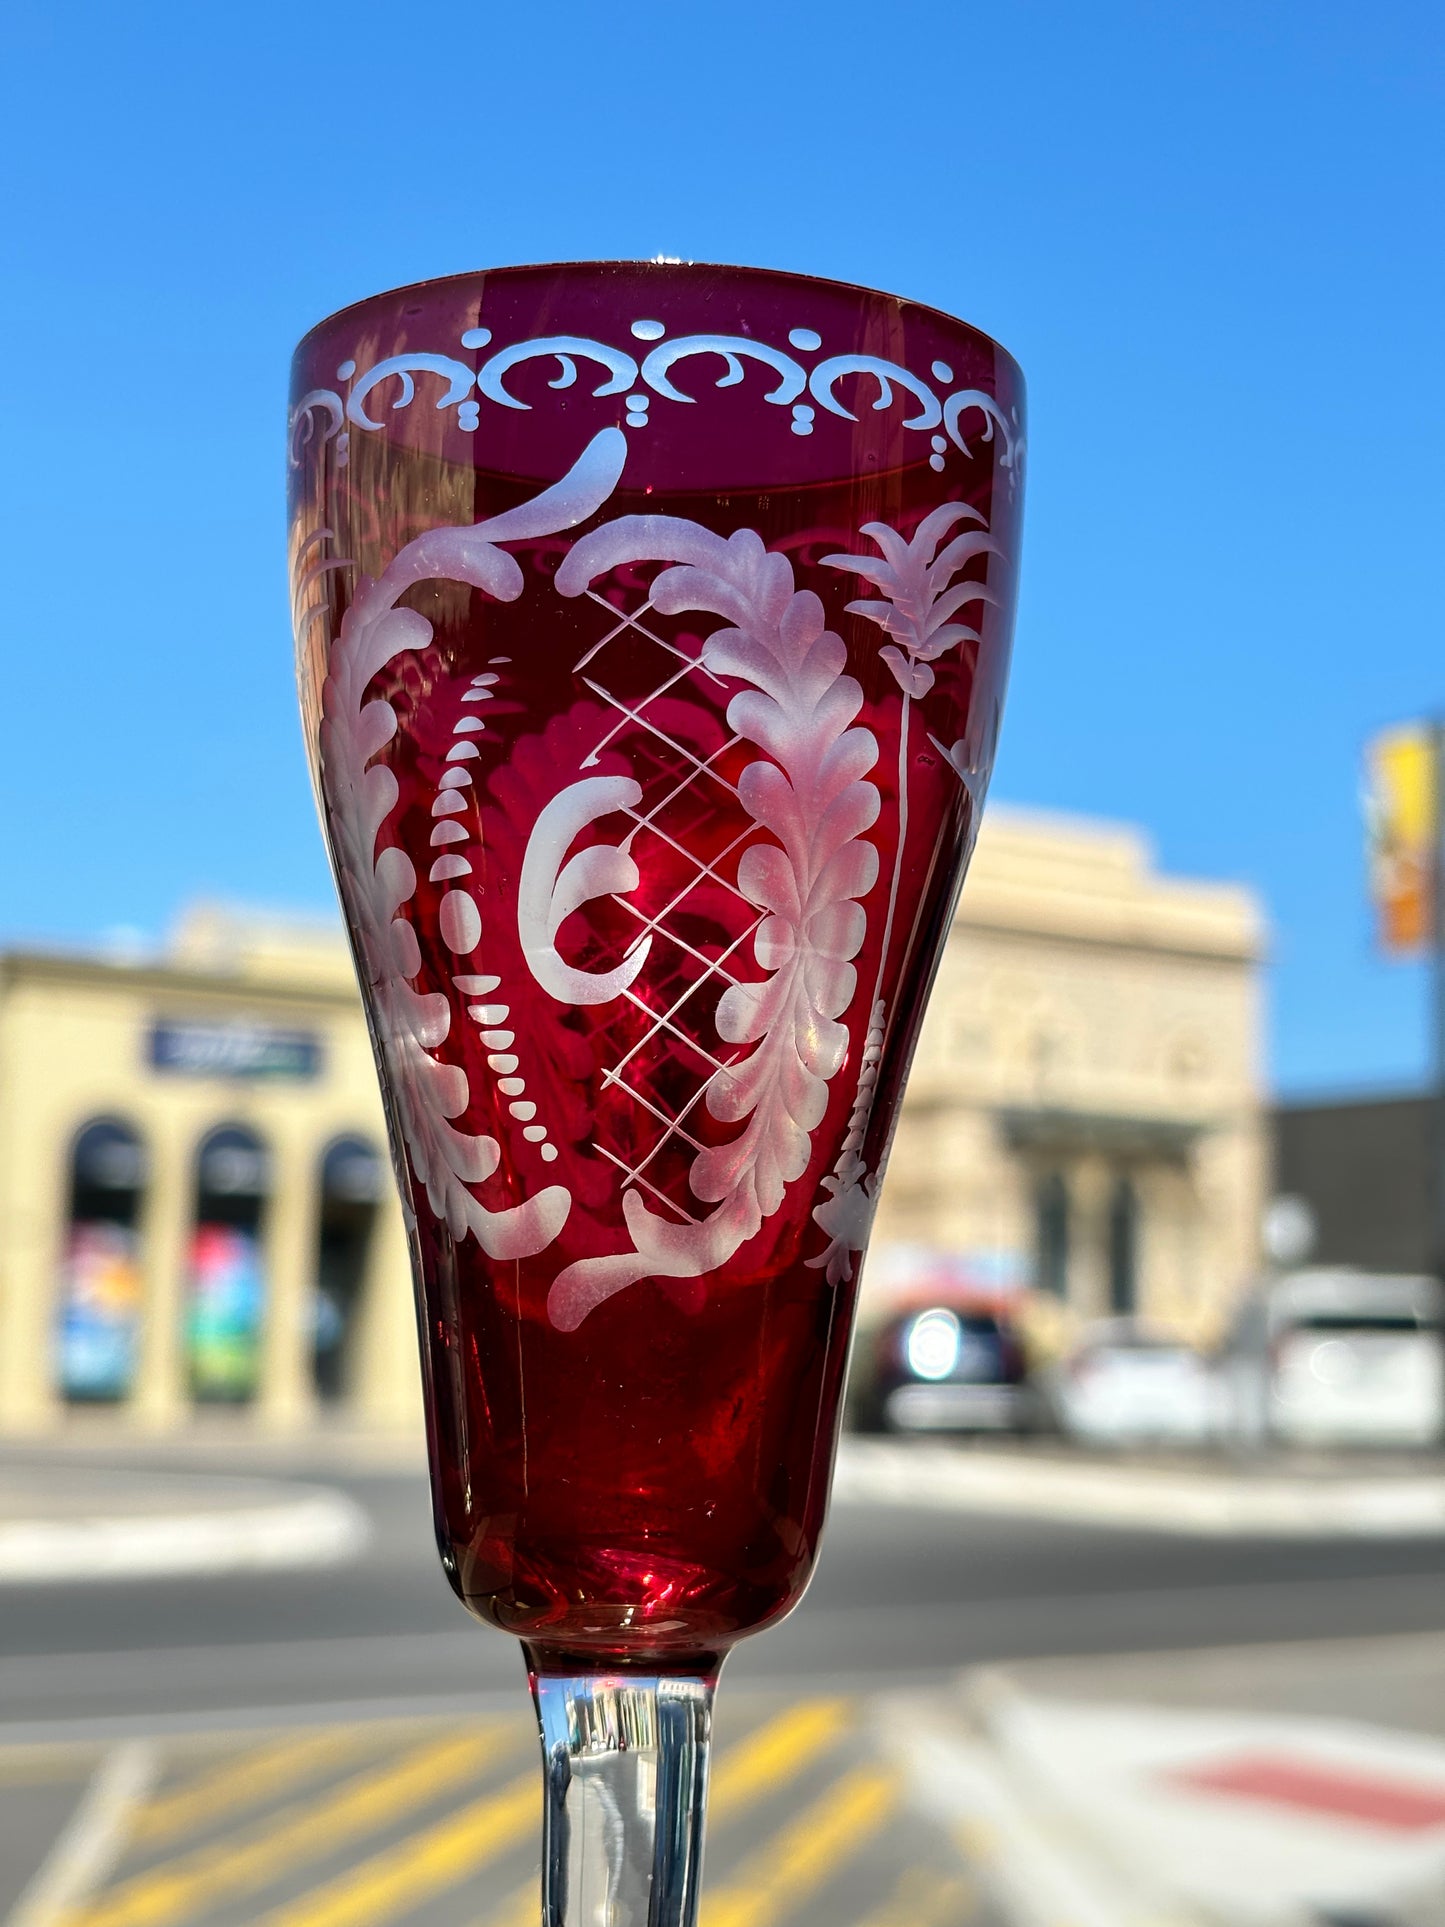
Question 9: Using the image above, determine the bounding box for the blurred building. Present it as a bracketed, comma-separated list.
[0, 811, 1265, 1434]
[870, 810, 1266, 1339]
[1273, 1092, 1433, 1274]
[0, 906, 416, 1436]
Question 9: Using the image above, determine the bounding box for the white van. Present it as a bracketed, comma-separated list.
[1221, 1270, 1445, 1449]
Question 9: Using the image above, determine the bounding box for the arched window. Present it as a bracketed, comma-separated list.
[1034, 1170, 1070, 1299]
[57, 1118, 148, 1402]
[313, 1136, 385, 1403]
[1109, 1175, 1139, 1316]
[188, 1124, 271, 1404]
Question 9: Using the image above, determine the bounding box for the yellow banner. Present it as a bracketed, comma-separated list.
[1365, 724, 1438, 955]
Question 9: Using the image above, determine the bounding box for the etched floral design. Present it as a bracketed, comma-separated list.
[315, 429, 627, 1257]
[296, 328, 1015, 1315]
[806, 503, 999, 1284]
[542, 519, 882, 1330]
[824, 502, 997, 700]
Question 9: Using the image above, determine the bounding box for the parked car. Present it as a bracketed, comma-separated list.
[1049, 1319, 1220, 1446]
[850, 1298, 1034, 1433]
[1218, 1269, 1445, 1449]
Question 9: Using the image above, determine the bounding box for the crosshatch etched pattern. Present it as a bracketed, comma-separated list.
[570, 583, 773, 1225]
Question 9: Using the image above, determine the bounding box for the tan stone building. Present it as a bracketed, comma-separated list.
[0, 811, 1263, 1434]
[871, 809, 1266, 1339]
[0, 906, 417, 1436]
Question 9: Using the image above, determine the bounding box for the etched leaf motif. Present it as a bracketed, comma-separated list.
[822, 502, 997, 695]
[546, 519, 882, 1330]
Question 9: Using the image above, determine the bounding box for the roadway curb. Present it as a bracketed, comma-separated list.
[0, 1488, 372, 1584]
[832, 1439, 1445, 1537]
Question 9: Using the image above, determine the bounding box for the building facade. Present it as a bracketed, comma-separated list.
[0, 813, 1265, 1434]
[0, 906, 417, 1435]
[868, 811, 1266, 1338]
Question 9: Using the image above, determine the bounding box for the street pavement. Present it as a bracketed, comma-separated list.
[3, 1438, 1445, 1924]
[2, 1694, 993, 1927]
[8, 1444, 1445, 1729]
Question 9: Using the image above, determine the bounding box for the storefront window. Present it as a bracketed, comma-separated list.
[188, 1125, 271, 1403]
[1034, 1170, 1070, 1299]
[57, 1118, 147, 1402]
[313, 1136, 383, 1402]
[1109, 1175, 1139, 1315]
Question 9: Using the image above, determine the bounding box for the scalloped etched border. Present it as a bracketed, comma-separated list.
[289, 319, 1024, 484]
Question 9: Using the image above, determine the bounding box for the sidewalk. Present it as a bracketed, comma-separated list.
[883, 1633, 1445, 1926]
[0, 1413, 428, 1475]
[833, 1438, 1445, 1537]
[9, 1429, 1445, 1552]
[0, 1465, 370, 1584]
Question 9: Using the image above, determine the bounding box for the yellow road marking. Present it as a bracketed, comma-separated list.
[856, 1866, 977, 1926]
[132, 1729, 379, 1847]
[257, 1773, 536, 1927]
[703, 1764, 901, 1927]
[708, 1698, 852, 1827]
[64, 1727, 517, 1927]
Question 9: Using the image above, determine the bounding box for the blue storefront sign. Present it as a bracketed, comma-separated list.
[148, 1019, 323, 1080]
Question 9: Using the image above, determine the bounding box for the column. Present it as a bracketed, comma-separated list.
[131, 1111, 193, 1432]
[258, 1117, 320, 1433]
[350, 1191, 424, 1433]
[1067, 1155, 1114, 1319]
[350, 1194, 423, 1441]
[1138, 1163, 1190, 1326]
[0, 1116, 66, 1434]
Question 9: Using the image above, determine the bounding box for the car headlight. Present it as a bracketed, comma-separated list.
[905, 1309, 963, 1381]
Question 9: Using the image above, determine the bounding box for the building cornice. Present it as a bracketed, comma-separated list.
[995, 1105, 1216, 1159]
[952, 894, 1262, 964]
[0, 949, 363, 1014]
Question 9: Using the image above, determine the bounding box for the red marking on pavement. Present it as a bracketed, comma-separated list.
[1167, 1753, 1445, 1834]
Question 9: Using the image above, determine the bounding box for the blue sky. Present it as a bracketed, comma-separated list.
[3, 0, 1441, 1095]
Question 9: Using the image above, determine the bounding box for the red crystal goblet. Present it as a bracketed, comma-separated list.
[290, 261, 1023, 1924]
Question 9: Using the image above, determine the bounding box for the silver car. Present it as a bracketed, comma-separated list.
[1051, 1319, 1220, 1447]
[1219, 1269, 1445, 1449]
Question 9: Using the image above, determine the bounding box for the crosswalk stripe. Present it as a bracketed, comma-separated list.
[855, 1867, 977, 1925]
[63, 1727, 517, 1927]
[10, 1742, 158, 1927]
[703, 1764, 901, 1927]
[131, 1729, 378, 1847]
[256, 1773, 536, 1927]
[708, 1698, 853, 1828]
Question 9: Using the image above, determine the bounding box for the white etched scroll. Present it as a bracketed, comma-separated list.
[318, 428, 627, 1257]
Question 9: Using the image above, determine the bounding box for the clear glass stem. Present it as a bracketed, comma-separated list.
[527, 1657, 715, 1927]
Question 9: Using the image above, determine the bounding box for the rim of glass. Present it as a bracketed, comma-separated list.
[293, 259, 1023, 381]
